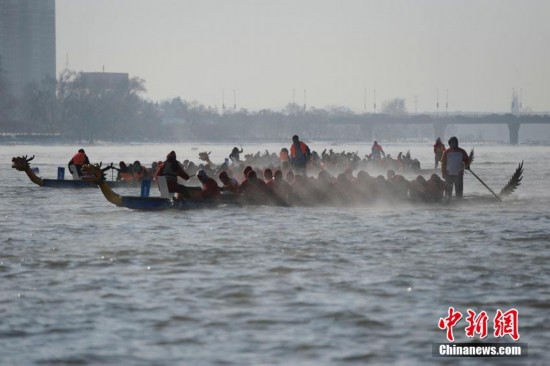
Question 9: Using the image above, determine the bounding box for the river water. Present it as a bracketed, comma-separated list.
[1, 141, 549, 365]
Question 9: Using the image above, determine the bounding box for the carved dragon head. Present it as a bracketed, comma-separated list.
[198, 151, 212, 162]
[81, 163, 113, 184]
[81, 163, 123, 207]
[11, 155, 35, 171]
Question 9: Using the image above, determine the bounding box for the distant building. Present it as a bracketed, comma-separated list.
[0, 0, 56, 96]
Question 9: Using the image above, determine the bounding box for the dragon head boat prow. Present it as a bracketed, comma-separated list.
[198, 151, 216, 168]
[81, 162, 112, 183]
[81, 163, 123, 206]
[82, 163, 173, 210]
[11, 155, 35, 171]
[11, 155, 43, 186]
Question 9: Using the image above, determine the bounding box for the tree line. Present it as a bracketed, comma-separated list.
[0, 68, 433, 142]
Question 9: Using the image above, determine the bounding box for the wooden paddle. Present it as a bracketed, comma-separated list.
[466, 168, 502, 202]
[466, 148, 502, 202]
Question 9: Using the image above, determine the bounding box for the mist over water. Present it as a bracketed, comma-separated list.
[1, 142, 549, 364]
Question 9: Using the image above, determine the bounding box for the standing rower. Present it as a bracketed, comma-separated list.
[229, 146, 244, 163]
[441, 136, 470, 198]
[290, 135, 311, 176]
[371, 141, 385, 160]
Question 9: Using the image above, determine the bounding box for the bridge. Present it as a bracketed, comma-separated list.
[329, 114, 550, 144]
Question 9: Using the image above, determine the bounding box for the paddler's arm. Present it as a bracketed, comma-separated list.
[178, 168, 190, 180]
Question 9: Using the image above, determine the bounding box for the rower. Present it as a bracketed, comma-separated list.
[441, 136, 470, 198]
[155, 151, 191, 199]
[433, 137, 446, 169]
[240, 170, 270, 203]
[219, 171, 240, 194]
[229, 146, 244, 163]
[290, 135, 311, 176]
[371, 141, 385, 160]
[197, 169, 221, 199]
[68, 148, 90, 180]
[115, 161, 134, 181]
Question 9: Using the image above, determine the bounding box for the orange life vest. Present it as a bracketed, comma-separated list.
[290, 142, 309, 158]
[71, 152, 87, 165]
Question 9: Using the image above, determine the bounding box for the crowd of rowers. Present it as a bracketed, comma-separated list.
[90, 137, 443, 205]
[106, 142, 423, 184]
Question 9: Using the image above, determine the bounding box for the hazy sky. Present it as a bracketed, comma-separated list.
[56, 0, 550, 113]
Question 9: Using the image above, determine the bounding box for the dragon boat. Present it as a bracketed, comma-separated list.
[12, 155, 139, 189]
[80, 160, 524, 211]
[80, 163, 249, 210]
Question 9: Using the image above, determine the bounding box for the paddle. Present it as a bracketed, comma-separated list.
[466, 148, 502, 202]
[466, 168, 502, 202]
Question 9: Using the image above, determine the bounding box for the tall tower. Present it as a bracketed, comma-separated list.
[511, 89, 520, 116]
[0, 0, 56, 96]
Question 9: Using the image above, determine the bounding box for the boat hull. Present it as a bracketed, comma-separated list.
[104, 192, 501, 211]
[119, 196, 173, 210]
[110, 193, 290, 210]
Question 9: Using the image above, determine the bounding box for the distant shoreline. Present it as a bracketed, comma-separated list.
[1, 133, 549, 146]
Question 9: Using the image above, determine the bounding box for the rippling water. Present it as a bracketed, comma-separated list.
[1, 142, 549, 365]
